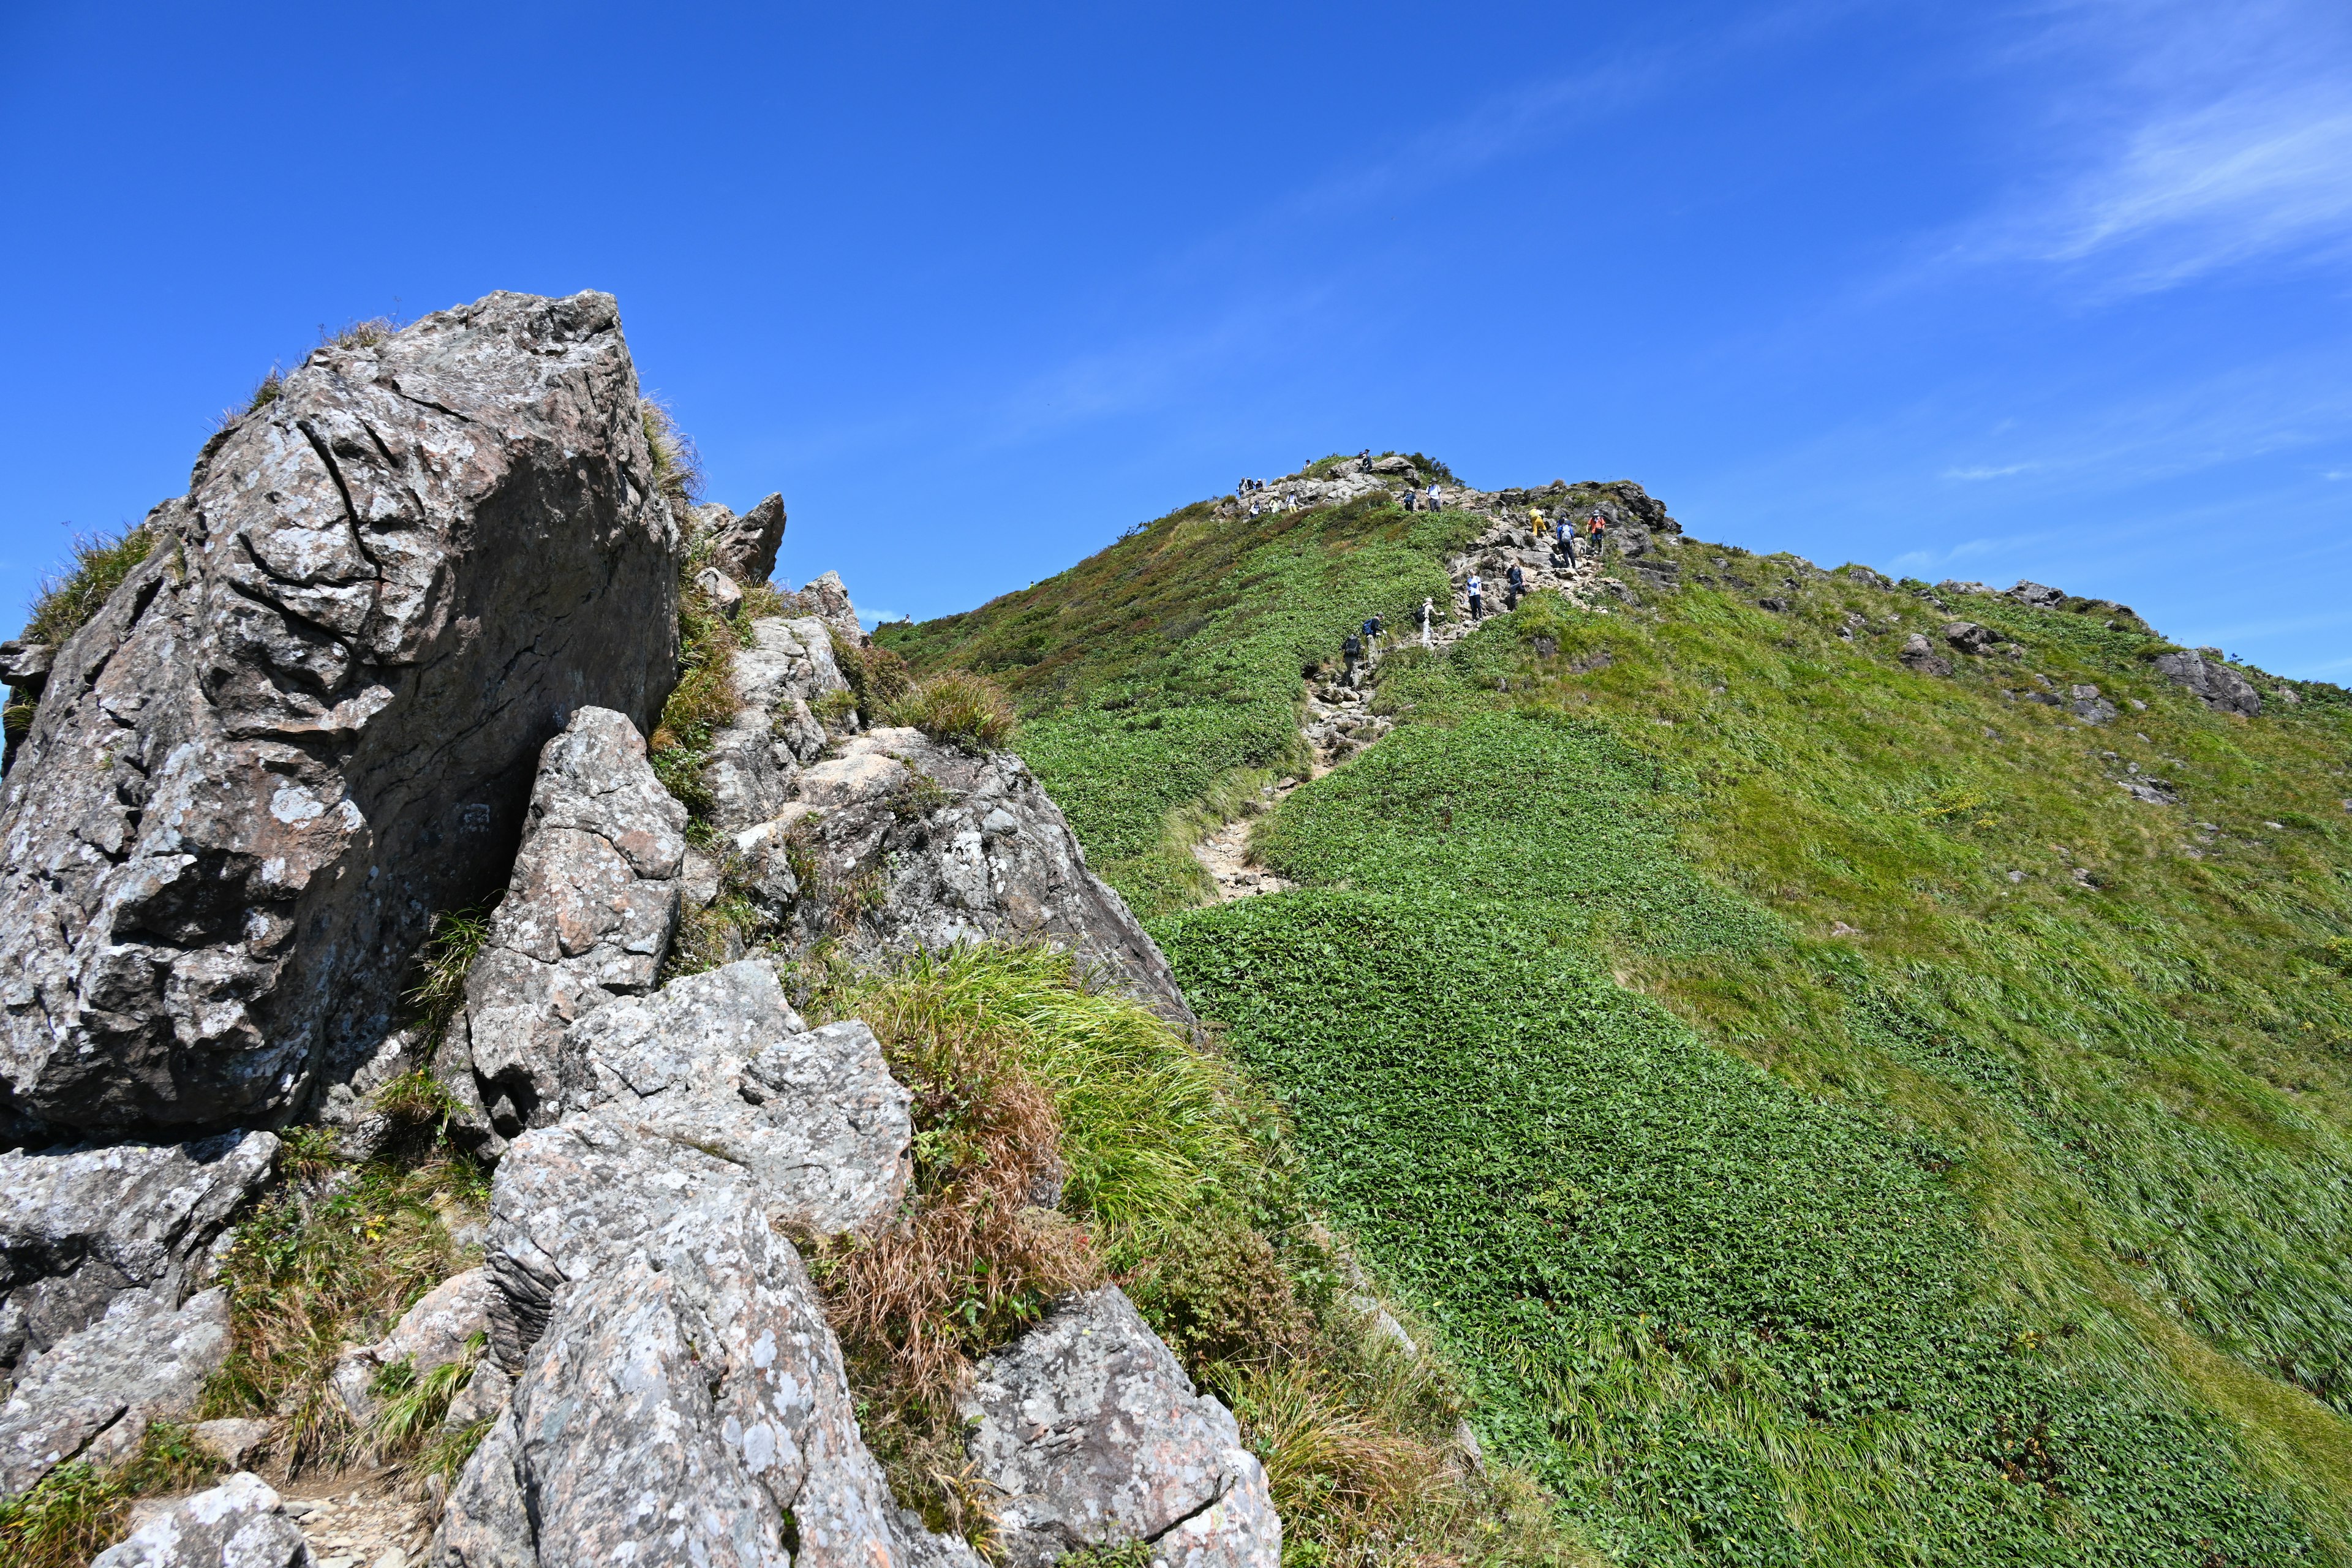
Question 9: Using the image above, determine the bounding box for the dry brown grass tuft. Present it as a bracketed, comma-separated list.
[890, 670, 1018, 751]
[639, 398, 706, 509]
[807, 962, 1103, 1544]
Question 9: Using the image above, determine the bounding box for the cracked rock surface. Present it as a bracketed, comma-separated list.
[962, 1287, 1278, 1568]
[437, 707, 688, 1150]
[0, 290, 682, 1144]
[95, 1471, 313, 1568]
[0, 1284, 230, 1499]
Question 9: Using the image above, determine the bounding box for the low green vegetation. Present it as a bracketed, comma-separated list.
[890, 477, 2352, 1563]
[0, 1425, 224, 1568]
[17, 523, 156, 651]
[807, 943, 1587, 1568]
[889, 669, 1019, 751]
[878, 494, 1472, 913]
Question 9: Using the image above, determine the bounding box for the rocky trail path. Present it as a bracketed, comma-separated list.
[1193, 516, 1610, 903]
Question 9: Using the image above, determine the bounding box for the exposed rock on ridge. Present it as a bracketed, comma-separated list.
[438, 706, 688, 1149]
[0, 290, 684, 1143]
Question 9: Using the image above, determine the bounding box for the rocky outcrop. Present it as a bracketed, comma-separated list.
[2152, 650, 2263, 716]
[798, 570, 866, 645]
[0, 1285, 229, 1498]
[441, 1105, 960, 1568]
[1899, 635, 1954, 678]
[438, 707, 687, 1147]
[0, 290, 683, 1144]
[1, 1130, 274, 1374]
[734, 727, 1197, 1031]
[1943, 622, 1995, 656]
[962, 1287, 1278, 1568]
[693, 495, 788, 585]
[551, 960, 912, 1236]
[701, 616, 852, 834]
[92, 1471, 312, 1568]
[2008, 580, 2065, 608]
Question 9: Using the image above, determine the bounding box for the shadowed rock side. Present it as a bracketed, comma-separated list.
[0, 290, 682, 1144]
[436, 707, 688, 1148]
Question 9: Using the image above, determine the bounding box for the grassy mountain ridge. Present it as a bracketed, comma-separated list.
[881, 470, 2352, 1564]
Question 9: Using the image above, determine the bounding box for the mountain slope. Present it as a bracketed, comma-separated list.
[880, 462, 2352, 1565]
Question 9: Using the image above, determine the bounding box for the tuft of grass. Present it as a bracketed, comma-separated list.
[0, 1424, 223, 1568]
[649, 571, 744, 827]
[834, 631, 913, 726]
[319, 317, 396, 352]
[403, 900, 500, 1041]
[889, 670, 1018, 752]
[220, 367, 285, 428]
[366, 1332, 484, 1463]
[19, 524, 157, 650]
[200, 1153, 488, 1472]
[639, 398, 706, 510]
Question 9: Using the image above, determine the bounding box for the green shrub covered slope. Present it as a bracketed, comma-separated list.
[885, 475, 2352, 1564]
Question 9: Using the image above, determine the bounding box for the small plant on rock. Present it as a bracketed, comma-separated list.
[889, 671, 1017, 752]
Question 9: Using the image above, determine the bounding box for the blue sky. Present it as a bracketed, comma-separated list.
[4, 1, 2348, 674]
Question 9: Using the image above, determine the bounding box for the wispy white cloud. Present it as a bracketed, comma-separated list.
[1951, 0, 2352, 295]
[1942, 462, 2038, 480]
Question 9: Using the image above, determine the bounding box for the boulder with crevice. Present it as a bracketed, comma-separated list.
[0, 1285, 229, 1499]
[1899, 635, 1954, 679]
[92, 1471, 311, 1568]
[962, 1286, 1278, 1568]
[2152, 650, 2263, 717]
[737, 727, 1197, 1031]
[0, 290, 682, 1144]
[797, 570, 867, 645]
[2008, 580, 2065, 608]
[439, 707, 687, 1149]
[1943, 622, 1996, 655]
[1, 1129, 275, 1377]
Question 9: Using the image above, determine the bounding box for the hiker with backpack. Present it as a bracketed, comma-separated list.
[1342, 628, 1363, 683]
[1466, 573, 1485, 620]
[1506, 562, 1526, 610]
[1556, 516, 1576, 565]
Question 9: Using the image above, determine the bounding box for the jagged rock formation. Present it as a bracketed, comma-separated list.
[692, 494, 788, 584]
[92, 1471, 313, 1568]
[330, 1267, 494, 1433]
[732, 724, 1198, 1030]
[2154, 649, 2263, 716]
[438, 707, 688, 1148]
[0, 291, 682, 1144]
[700, 616, 853, 832]
[0, 1131, 277, 1500]
[442, 1047, 957, 1568]
[963, 1287, 1278, 1568]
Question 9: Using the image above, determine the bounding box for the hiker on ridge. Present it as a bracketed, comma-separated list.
[1466, 573, 1485, 621]
[1556, 514, 1576, 565]
[1507, 562, 1526, 611]
[1417, 597, 1435, 648]
[1342, 628, 1363, 682]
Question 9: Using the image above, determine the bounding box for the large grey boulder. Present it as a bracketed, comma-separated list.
[1, 1129, 274, 1373]
[701, 616, 852, 834]
[2152, 650, 2263, 716]
[440, 1114, 971, 1568]
[0, 1284, 229, 1498]
[962, 1287, 1278, 1568]
[92, 1471, 312, 1568]
[437, 707, 687, 1147]
[2008, 580, 2066, 608]
[736, 728, 1197, 1031]
[0, 290, 683, 1144]
[552, 960, 912, 1236]
[692, 494, 788, 585]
